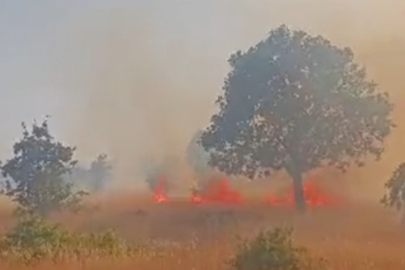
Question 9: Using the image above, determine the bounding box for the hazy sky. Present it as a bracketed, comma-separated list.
[1, 0, 405, 194]
[0, 0, 239, 160]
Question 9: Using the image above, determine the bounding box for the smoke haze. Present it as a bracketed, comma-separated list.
[1, 0, 405, 197]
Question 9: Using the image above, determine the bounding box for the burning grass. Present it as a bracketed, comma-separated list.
[152, 175, 343, 209]
[0, 193, 404, 270]
[264, 178, 342, 207]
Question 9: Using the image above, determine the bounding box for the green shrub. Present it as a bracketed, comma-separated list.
[0, 216, 135, 265]
[229, 227, 326, 270]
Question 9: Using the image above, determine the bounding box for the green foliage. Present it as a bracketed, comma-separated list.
[1, 120, 87, 216]
[229, 227, 326, 270]
[381, 162, 405, 210]
[0, 216, 135, 265]
[201, 25, 393, 210]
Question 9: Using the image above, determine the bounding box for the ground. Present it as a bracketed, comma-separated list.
[0, 192, 404, 270]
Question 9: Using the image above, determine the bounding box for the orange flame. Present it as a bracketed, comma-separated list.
[152, 176, 169, 203]
[190, 177, 243, 204]
[190, 190, 203, 204]
[150, 174, 340, 208]
[264, 178, 341, 207]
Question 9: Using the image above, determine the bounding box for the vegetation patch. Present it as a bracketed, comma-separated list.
[229, 227, 326, 270]
[0, 216, 136, 265]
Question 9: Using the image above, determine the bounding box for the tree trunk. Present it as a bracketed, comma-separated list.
[291, 168, 306, 212]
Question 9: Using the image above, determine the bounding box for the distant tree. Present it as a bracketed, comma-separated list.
[87, 154, 112, 192]
[201, 25, 394, 212]
[1, 120, 87, 216]
[66, 154, 112, 193]
[186, 130, 211, 177]
[382, 163, 405, 213]
[67, 165, 89, 189]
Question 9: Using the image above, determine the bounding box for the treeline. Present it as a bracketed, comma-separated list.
[0, 24, 404, 218]
[67, 153, 112, 194]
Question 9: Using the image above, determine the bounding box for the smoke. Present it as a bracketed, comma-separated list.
[56, 4, 228, 189]
[46, 0, 405, 197]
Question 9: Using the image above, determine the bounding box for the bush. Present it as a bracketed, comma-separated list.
[0, 216, 135, 265]
[229, 227, 326, 270]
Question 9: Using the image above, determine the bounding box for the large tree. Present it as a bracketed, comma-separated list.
[201, 25, 393, 212]
[1, 120, 87, 216]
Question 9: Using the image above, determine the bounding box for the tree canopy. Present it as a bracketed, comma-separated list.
[201, 25, 394, 211]
[1, 120, 87, 216]
[382, 163, 405, 211]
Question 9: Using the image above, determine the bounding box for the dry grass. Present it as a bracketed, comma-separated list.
[0, 193, 404, 270]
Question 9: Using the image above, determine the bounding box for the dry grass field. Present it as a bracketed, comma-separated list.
[0, 192, 404, 270]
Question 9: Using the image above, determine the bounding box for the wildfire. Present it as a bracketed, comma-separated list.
[151, 174, 340, 208]
[190, 177, 243, 204]
[190, 191, 203, 204]
[264, 178, 340, 207]
[152, 176, 168, 203]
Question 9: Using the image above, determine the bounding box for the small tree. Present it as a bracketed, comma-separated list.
[201, 25, 393, 212]
[1, 120, 87, 216]
[87, 153, 112, 193]
[382, 163, 405, 212]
